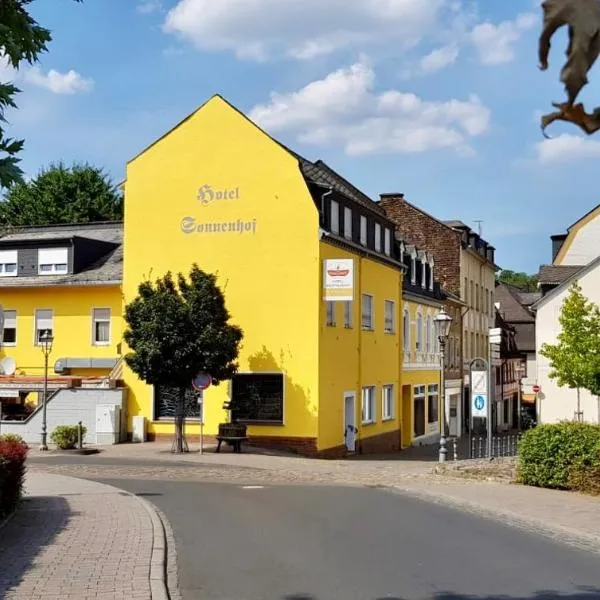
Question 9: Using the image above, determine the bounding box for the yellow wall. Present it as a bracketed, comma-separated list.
[401, 297, 442, 445]
[318, 241, 402, 451]
[0, 285, 122, 378]
[122, 96, 320, 439]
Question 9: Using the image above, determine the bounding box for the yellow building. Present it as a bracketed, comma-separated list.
[398, 242, 443, 447]
[0, 95, 449, 455]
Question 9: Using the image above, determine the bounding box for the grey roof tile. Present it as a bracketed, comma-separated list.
[538, 264, 584, 284]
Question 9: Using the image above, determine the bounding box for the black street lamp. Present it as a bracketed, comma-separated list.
[39, 330, 54, 451]
[434, 307, 453, 463]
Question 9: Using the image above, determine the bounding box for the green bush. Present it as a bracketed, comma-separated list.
[0, 433, 24, 444]
[518, 422, 600, 490]
[50, 425, 87, 450]
[0, 438, 28, 519]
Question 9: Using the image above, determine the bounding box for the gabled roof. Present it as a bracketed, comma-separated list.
[538, 264, 584, 285]
[494, 282, 534, 323]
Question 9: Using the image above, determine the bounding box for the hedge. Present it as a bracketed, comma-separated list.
[50, 424, 87, 450]
[518, 422, 600, 493]
[0, 436, 28, 519]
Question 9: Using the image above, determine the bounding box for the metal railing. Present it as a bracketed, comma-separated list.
[467, 433, 521, 459]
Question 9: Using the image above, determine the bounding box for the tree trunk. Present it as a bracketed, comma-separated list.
[576, 388, 582, 422]
[172, 387, 189, 453]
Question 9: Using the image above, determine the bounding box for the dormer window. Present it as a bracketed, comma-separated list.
[375, 223, 381, 252]
[429, 259, 435, 291]
[0, 250, 17, 277]
[421, 257, 426, 288]
[360, 216, 367, 246]
[330, 200, 339, 234]
[38, 248, 68, 275]
[384, 228, 391, 256]
[410, 252, 416, 284]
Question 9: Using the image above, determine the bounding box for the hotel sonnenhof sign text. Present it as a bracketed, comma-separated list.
[323, 259, 354, 301]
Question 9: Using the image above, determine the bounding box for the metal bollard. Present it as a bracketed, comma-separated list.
[77, 421, 83, 449]
[452, 437, 458, 461]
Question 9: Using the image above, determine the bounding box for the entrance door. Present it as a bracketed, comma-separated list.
[344, 392, 357, 452]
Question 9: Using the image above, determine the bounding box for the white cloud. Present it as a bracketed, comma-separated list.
[137, 1, 163, 14]
[249, 60, 490, 157]
[419, 44, 460, 74]
[471, 11, 537, 65]
[23, 67, 93, 94]
[163, 0, 451, 61]
[535, 134, 600, 164]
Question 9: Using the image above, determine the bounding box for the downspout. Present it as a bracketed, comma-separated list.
[320, 188, 333, 228]
[357, 254, 363, 453]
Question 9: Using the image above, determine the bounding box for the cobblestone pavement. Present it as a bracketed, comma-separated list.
[0, 473, 157, 600]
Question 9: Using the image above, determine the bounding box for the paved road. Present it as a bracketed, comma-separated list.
[92, 478, 600, 600]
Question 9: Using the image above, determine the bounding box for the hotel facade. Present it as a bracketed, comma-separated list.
[0, 95, 447, 456]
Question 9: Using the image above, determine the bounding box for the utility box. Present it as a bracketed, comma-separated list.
[132, 415, 146, 443]
[96, 404, 120, 445]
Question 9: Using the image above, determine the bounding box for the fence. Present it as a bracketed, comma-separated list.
[444, 433, 522, 461]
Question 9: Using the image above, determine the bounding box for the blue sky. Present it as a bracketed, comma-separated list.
[3, 0, 600, 275]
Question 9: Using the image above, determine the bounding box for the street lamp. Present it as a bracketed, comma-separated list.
[434, 307, 453, 463]
[39, 330, 54, 451]
[515, 362, 526, 433]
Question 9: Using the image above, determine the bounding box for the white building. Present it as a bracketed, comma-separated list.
[532, 204, 600, 424]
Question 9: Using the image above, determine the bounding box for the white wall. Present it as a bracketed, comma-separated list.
[0, 388, 126, 445]
[536, 264, 600, 424]
[558, 212, 600, 266]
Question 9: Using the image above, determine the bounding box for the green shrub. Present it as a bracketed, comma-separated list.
[50, 425, 87, 450]
[0, 433, 24, 444]
[518, 422, 600, 490]
[0, 439, 28, 519]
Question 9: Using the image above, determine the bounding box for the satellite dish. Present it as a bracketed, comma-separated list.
[0, 357, 16, 376]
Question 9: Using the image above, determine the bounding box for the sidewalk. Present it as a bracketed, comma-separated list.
[0, 473, 173, 600]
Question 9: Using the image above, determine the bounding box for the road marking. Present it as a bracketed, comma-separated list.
[241, 485, 265, 489]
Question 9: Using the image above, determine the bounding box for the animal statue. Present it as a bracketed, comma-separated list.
[538, 0, 600, 136]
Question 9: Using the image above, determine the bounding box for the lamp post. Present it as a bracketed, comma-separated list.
[39, 330, 54, 451]
[515, 362, 525, 433]
[434, 307, 453, 463]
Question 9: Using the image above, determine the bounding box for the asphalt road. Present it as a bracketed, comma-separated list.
[94, 478, 600, 600]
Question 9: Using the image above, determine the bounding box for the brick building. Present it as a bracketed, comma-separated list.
[380, 194, 498, 437]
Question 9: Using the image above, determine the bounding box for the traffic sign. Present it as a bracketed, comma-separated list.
[533, 384, 541, 394]
[471, 370, 488, 395]
[472, 393, 487, 418]
[192, 372, 212, 391]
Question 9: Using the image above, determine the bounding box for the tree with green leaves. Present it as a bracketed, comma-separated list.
[0, 162, 123, 226]
[0, 0, 83, 188]
[540, 282, 600, 421]
[497, 270, 539, 292]
[123, 265, 244, 453]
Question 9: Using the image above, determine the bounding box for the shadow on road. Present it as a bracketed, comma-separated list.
[0, 496, 72, 597]
[283, 591, 600, 599]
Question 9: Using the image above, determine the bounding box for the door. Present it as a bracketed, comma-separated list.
[344, 392, 357, 452]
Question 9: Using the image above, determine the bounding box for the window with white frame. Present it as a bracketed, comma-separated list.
[92, 308, 111, 344]
[421, 259, 426, 288]
[361, 294, 373, 329]
[38, 248, 68, 275]
[384, 228, 391, 256]
[411, 254, 416, 284]
[360, 216, 367, 246]
[35, 309, 53, 345]
[414, 385, 426, 437]
[427, 384, 439, 424]
[403, 309, 410, 351]
[0, 250, 17, 277]
[429, 262, 434, 290]
[361, 386, 376, 424]
[344, 207, 352, 240]
[426, 315, 432, 353]
[382, 384, 394, 420]
[330, 199, 340, 234]
[384, 300, 395, 333]
[416, 313, 423, 351]
[344, 301, 353, 328]
[2, 310, 16, 345]
[326, 301, 336, 326]
[375, 223, 381, 252]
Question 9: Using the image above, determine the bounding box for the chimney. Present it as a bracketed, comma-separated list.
[379, 193, 404, 202]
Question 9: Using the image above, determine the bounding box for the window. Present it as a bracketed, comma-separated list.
[421, 259, 426, 288]
[154, 385, 202, 421]
[384, 300, 395, 333]
[382, 385, 394, 420]
[2, 310, 16, 345]
[464, 277, 468, 302]
[375, 223, 382, 252]
[35, 309, 53, 345]
[330, 199, 339, 234]
[344, 207, 352, 240]
[0, 250, 17, 277]
[360, 216, 367, 246]
[92, 308, 111, 344]
[426, 315, 433, 353]
[411, 255, 416, 284]
[470, 281, 474, 308]
[414, 385, 426, 437]
[38, 248, 68, 275]
[361, 294, 373, 329]
[344, 301, 353, 328]
[429, 263, 434, 291]
[471, 332, 475, 357]
[326, 301, 336, 326]
[403, 309, 410, 351]
[416, 313, 423, 351]
[362, 386, 376, 424]
[231, 373, 284, 424]
[384, 228, 391, 256]
[428, 384, 439, 424]
[475, 283, 480, 311]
